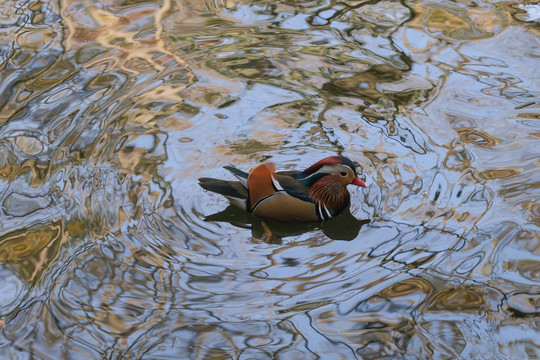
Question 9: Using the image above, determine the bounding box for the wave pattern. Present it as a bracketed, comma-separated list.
[1, 0, 539, 358]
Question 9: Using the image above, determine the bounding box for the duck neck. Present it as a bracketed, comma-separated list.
[308, 176, 350, 216]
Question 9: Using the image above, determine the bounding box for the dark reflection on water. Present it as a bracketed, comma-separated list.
[205, 204, 370, 242]
[1, 0, 539, 358]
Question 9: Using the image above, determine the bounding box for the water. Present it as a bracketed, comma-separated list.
[0, 0, 539, 358]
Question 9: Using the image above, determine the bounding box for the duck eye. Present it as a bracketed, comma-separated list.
[340, 172, 347, 177]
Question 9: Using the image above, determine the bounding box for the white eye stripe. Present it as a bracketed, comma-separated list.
[316, 165, 338, 175]
[319, 164, 353, 176]
[300, 164, 353, 180]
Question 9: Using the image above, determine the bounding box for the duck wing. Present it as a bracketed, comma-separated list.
[276, 171, 312, 202]
[244, 165, 318, 222]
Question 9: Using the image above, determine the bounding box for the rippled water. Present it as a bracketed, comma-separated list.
[1, 0, 539, 358]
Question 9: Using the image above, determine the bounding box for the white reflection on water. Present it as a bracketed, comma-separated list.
[0, 0, 539, 358]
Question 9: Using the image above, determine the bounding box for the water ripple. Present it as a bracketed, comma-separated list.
[0, 0, 539, 358]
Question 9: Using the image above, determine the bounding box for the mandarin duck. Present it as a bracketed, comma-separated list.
[199, 156, 368, 223]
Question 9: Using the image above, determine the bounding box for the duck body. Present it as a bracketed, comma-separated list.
[199, 156, 368, 223]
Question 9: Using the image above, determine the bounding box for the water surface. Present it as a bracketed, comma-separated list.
[0, 0, 539, 358]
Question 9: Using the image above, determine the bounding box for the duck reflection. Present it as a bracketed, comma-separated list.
[204, 205, 369, 243]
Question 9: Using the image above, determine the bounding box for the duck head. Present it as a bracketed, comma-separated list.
[296, 156, 368, 219]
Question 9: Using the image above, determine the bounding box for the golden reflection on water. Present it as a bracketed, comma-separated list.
[0, 222, 64, 284]
[0, 0, 539, 358]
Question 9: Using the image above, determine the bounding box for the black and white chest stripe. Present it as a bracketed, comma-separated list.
[315, 202, 333, 221]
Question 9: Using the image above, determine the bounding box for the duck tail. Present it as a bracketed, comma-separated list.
[198, 178, 249, 210]
[224, 166, 249, 188]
